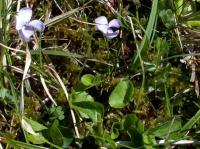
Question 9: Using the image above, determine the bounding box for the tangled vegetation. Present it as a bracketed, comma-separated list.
[1, 0, 200, 148]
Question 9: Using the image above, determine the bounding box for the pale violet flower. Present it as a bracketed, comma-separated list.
[15, 7, 45, 42]
[95, 16, 121, 39]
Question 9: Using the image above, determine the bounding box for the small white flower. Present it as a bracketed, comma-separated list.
[95, 16, 121, 39]
[15, 7, 45, 42]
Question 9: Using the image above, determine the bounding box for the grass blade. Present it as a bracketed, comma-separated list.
[30, 50, 84, 58]
[130, 0, 158, 70]
[44, 8, 80, 27]
[6, 139, 49, 149]
[40, 74, 57, 106]
[181, 109, 200, 131]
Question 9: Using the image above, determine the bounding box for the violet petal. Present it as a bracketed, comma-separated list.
[108, 19, 121, 28]
[106, 28, 119, 39]
[18, 26, 34, 42]
[95, 16, 109, 35]
[15, 7, 32, 30]
[28, 20, 45, 32]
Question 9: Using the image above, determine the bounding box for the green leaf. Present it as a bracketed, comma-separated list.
[174, 0, 184, 15]
[27, 134, 46, 144]
[71, 91, 94, 102]
[103, 132, 117, 148]
[50, 120, 63, 146]
[109, 80, 134, 108]
[142, 134, 157, 148]
[72, 101, 104, 123]
[71, 91, 94, 118]
[81, 74, 95, 87]
[123, 114, 144, 148]
[111, 122, 122, 139]
[158, 0, 170, 10]
[187, 20, 200, 27]
[24, 117, 47, 132]
[0, 87, 7, 99]
[48, 120, 74, 148]
[146, 117, 182, 138]
[76, 74, 103, 91]
[59, 126, 74, 148]
[123, 114, 144, 133]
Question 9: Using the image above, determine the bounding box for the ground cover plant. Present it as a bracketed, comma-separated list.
[1, 0, 200, 148]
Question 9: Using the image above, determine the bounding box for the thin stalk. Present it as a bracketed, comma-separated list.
[38, 35, 43, 67]
[0, 21, 3, 64]
[0, 1, 4, 86]
[164, 84, 172, 117]
[44, 138, 63, 149]
[128, 16, 145, 95]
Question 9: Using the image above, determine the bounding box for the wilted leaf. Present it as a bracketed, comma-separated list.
[24, 117, 47, 132]
[21, 118, 39, 136]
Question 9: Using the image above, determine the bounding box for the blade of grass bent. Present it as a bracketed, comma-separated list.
[131, 0, 158, 70]
[45, 65, 80, 138]
[40, 74, 57, 106]
[30, 50, 84, 58]
[163, 52, 200, 61]
[44, 8, 80, 27]
[20, 46, 31, 115]
[44, 0, 93, 27]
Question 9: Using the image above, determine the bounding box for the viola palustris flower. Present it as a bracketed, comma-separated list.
[15, 7, 45, 42]
[95, 16, 121, 39]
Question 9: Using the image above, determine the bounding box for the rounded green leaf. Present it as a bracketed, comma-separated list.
[72, 101, 104, 123]
[109, 80, 134, 108]
[71, 91, 94, 118]
[81, 74, 95, 87]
